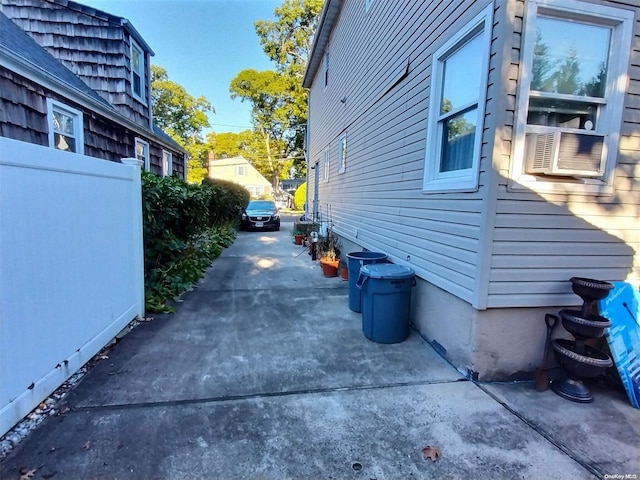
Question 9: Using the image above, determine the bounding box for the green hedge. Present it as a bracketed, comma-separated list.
[142, 172, 249, 312]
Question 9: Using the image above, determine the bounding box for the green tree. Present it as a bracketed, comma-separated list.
[229, 69, 295, 187]
[151, 65, 214, 183]
[552, 47, 581, 95]
[207, 130, 262, 160]
[580, 61, 607, 98]
[255, 0, 322, 77]
[250, 0, 323, 175]
[440, 98, 473, 140]
[531, 31, 556, 92]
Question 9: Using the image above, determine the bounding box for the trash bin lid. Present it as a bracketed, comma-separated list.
[361, 263, 414, 279]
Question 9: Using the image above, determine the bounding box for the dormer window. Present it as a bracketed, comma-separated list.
[130, 39, 145, 102]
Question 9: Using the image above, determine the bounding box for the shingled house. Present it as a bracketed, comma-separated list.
[0, 0, 185, 177]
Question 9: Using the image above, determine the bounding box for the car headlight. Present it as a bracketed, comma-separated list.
[241, 213, 247, 220]
[273, 214, 280, 220]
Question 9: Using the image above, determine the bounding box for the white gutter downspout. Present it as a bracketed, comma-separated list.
[304, 90, 310, 219]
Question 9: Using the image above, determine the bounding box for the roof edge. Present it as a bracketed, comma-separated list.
[1, 45, 183, 154]
[302, 0, 342, 89]
[56, 0, 155, 55]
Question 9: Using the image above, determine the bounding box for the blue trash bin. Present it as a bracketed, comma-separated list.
[347, 251, 387, 312]
[357, 264, 415, 344]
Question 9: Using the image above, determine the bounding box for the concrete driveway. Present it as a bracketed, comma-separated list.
[1, 222, 638, 479]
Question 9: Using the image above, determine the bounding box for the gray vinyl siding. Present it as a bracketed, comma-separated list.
[487, 0, 640, 308]
[307, 0, 495, 304]
[308, 0, 639, 310]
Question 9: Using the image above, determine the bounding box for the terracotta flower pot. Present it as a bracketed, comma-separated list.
[294, 234, 305, 245]
[319, 257, 339, 277]
[340, 264, 348, 281]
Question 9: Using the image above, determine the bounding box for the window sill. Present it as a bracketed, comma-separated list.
[508, 174, 614, 196]
[422, 176, 479, 194]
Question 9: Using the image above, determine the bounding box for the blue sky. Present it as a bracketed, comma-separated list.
[80, 0, 283, 134]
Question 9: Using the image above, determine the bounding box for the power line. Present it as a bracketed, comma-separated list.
[210, 123, 254, 129]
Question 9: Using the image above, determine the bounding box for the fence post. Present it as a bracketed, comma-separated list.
[121, 157, 145, 318]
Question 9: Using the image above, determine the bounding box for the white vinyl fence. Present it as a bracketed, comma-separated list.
[0, 137, 144, 436]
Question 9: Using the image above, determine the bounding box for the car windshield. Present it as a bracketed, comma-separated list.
[247, 201, 276, 210]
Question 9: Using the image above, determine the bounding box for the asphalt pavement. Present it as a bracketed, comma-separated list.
[1, 221, 638, 479]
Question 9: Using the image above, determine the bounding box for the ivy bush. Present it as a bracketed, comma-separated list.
[142, 172, 249, 312]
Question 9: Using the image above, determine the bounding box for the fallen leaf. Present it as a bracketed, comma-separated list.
[422, 445, 441, 462]
[82, 441, 91, 450]
[57, 407, 70, 415]
[18, 468, 37, 480]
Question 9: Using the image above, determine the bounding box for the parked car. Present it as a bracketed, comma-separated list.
[240, 200, 280, 231]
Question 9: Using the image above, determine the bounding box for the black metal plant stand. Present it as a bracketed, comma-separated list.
[550, 277, 614, 403]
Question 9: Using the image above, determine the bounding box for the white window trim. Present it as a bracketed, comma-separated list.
[509, 0, 634, 196]
[338, 133, 347, 174]
[162, 150, 173, 177]
[236, 165, 247, 176]
[323, 48, 329, 90]
[323, 147, 330, 182]
[46, 98, 84, 154]
[422, 5, 493, 193]
[135, 137, 150, 171]
[130, 38, 146, 103]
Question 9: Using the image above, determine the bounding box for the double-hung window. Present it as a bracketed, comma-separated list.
[162, 150, 173, 177]
[46, 99, 84, 154]
[130, 39, 145, 102]
[236, 165, 247, 176]
[511, 0, 633, 194]
[423, 5, 492, 192]
[135, 138, 150, 171]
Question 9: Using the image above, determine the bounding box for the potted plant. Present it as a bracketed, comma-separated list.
[293, 230, 305, 245]
[318, 231, 340, 277]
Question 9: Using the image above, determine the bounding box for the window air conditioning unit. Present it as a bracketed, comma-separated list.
[524, 131, 605, 177]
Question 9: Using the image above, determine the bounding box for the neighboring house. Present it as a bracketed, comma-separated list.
[0, 0, 185, 177]
[303, 0, 639, 379]
[208, 156, 273, 199]
[281, 178, 305, 195]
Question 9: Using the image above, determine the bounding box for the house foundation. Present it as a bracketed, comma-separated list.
[411, 278, 579, 380]
[336, 232, 578, 380]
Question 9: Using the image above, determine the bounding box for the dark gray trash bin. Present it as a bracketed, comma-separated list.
[357, 264, 415, 344]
